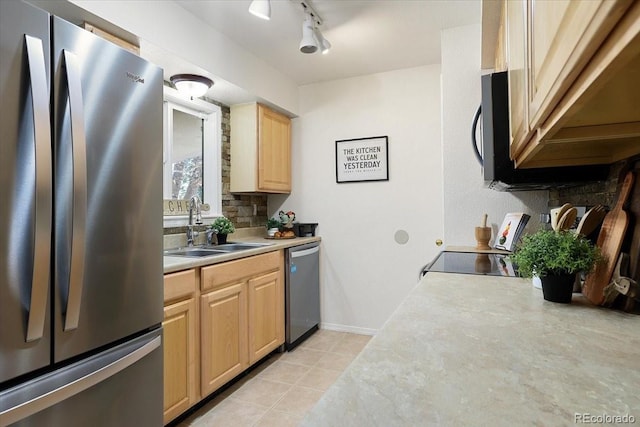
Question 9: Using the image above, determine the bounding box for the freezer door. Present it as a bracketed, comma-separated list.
[52, 17, 164, 363]
[0, 0, 52, 385]
[0, 328, 162, 427]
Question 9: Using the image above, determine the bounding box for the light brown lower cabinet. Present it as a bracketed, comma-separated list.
[162, 269, 199, 425]
[200, 281, 248, 396]
[200, 251, 284, 396]
[162, 251, 284, 424]
[248, 270, 284, 364]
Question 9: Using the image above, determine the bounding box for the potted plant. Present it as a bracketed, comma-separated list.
[210, 216, 235, 244]
[510, 229, 601, 303]
[266, 217, 281, 237]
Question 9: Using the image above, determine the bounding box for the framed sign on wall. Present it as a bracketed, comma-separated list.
[335, 136, 389, 183]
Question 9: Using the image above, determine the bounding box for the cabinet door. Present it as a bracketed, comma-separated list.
[506, 0, 529, 158]
[528, 0, 623, 129]
[248, 271, 284, 364]
[200, 282, 248, 396]
[258, 104, 291, 193]
[163, 298, 197, 425]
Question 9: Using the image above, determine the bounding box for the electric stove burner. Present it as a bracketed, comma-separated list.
[421, 251, 519, 278]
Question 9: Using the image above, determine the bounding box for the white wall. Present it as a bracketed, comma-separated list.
[270, 66, 443, 333]
[69, 0, 299, 115]
[441, 24, 548, 246]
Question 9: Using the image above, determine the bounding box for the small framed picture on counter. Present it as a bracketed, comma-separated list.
[335, 136, 389, 183]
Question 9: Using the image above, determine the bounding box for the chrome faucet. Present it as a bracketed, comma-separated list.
[186, 195, 202, 247]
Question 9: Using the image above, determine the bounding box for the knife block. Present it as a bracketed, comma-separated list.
[475, 226, 492, 250]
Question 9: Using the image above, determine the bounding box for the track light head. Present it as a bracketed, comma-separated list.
[248, 0, 271, 20]
[313, 27, 331, 54]
[299, 13, 318, 54]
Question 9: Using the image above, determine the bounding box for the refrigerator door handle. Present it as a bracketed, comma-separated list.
[61, 50, 87, 332]
[24, 35, 52, 343]
[0, 335, 161, 426]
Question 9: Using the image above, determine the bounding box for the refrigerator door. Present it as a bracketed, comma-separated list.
[0, 0, 52, 385]
[0, 328, 162, 426]
[52, 17, 164, 363]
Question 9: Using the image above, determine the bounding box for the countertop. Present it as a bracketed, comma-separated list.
[301, 272, 640, 426]
[163, 235, 321, 273]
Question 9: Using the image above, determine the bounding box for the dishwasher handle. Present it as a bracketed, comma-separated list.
[290, 245, 319, 259]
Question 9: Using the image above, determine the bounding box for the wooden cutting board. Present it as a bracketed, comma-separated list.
[557, 207, 577, 231]
[583, 171, 635, 305]
[575, 205, 606, 238]
[627, 162, 640, 284]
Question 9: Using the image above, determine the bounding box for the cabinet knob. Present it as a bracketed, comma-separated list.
[435, 239, 443, 246]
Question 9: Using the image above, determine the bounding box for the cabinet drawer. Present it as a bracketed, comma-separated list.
[201, 251, 280, 292]
[164, 269, 197, 303]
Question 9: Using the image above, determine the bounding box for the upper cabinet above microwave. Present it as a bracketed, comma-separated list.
[484, 0, 640, 169]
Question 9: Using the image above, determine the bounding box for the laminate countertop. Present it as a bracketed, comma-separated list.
[163, 236, 320, 273]
[301, 272, 640, 426]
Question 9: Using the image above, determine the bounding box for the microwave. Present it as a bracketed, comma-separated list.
[474, 71, 609, 191]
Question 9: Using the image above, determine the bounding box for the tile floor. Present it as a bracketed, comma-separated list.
[176, 330, 372, 427]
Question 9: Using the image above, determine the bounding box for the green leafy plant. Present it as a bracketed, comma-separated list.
[509, 229, 601, 278]
[266, 217, 281, 229]
[210, 216, 235, 235]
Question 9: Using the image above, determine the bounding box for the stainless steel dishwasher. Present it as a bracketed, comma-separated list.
[285, 242, 320, 350]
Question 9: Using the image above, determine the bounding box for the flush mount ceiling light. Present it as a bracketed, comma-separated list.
[170, 74, 213, 98]
[248, 0, 271, 20]
[298, 1, 330, 55]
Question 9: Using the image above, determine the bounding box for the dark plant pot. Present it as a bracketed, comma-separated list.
[540, 273, 575, 303]
[217, 233, 228, 244]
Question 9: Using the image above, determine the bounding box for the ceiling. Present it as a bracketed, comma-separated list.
[26, 0, 481, 107]
[142, 0, 480, 105]
[173, 0, 481, 86]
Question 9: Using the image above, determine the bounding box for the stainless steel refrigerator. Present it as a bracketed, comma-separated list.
[0, 1, 164, 425]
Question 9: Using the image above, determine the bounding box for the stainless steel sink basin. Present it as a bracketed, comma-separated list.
[164, 242, 274, 257]
[164, 248, 230, 257]
[213, 242, 274, 251]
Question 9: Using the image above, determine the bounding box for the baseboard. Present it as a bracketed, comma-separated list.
[319, 322, 377, 336]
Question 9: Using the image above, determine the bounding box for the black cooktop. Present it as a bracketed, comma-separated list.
[422, 251, 519, 277]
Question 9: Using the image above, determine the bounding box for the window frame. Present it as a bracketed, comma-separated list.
[163, 86, 222, 227]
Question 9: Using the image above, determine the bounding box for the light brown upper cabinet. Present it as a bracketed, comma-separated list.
[230, 103, 292, 193]
[497, 0, 640, 168]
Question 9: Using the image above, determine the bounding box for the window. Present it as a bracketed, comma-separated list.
[163, 87, 221, 226]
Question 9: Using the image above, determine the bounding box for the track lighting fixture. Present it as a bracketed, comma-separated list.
[248, 0, 331, 55]
[248, 0, 271, 20]
[169, 74, 213, 98]
[299, 13, 318, 54]
[298, 2, 330, 55]
[313, 25, 331, 54]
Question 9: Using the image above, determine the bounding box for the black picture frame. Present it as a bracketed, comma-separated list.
[335, 136, 389, 183]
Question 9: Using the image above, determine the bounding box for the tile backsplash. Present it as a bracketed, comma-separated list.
[548, 157, 636, 209]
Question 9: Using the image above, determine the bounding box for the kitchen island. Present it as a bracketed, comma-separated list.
[301, 272, 640, 426]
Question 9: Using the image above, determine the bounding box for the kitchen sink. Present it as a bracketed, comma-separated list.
[164, 248, 230, 257]
[213, 242, 274, 251]
[164, 242, 274, 258]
